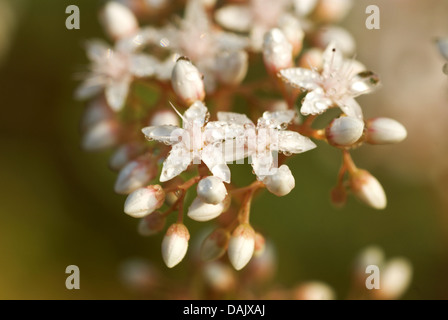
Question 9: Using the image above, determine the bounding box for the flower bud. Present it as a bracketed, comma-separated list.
[312, 0, 353, 24]
[228, 223, 255, 271]
[326, 116, 364, 147]
[162, 223, 190, 268]
[330, 185, 347, 207]
[138, 211, 166, 236]
[263, 165, 295, 197]
[298, 48, 323, 69]
[203, 262, 235, 293]
[215, 51, 248, 86]
[263, 29, 293, 75]
[293, 0, 318, 17]
[314, 26, 356, 56]
[109, 143, 143, 171]
[119, 259, 159, 292]
[349, 170, 387, 210]
[187, 197, 226, 222]
[365, 118, 407, 145]
[200, 228, 230, 262]
[197, 176, 227, 205]
[254, 232, 266, 257]
[82, 119, 119, 151]
[377, 258, 412, 300]
[171, 57, 205, 106]
[81, 97, 112, 131]
[124, 185, 165, 218]
[100, 2, 139, 40]
[150, 110, 180, 127]
[354, 246, 384, 281]
[278, 14, 304, 57]
[114, 159, 153, 194]
[293, 282, 336, 300]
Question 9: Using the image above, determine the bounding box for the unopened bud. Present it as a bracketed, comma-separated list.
[162, 223, 190, 268]
[82, 119, 119, 151]
[254, 232, 266, 257]
[263, 29, 293, 75]
[187, 197, 226, 222]
[365, 118, 407, 145]
[377, 258, 412, 300]
[354, 246, 384, 280]
[312, 0, 353, 24]
[124, 185, 165, 218]
[298, 48, 323, 69]
[293, 0, 318, 16]
[330, 185, 347, 207]
[100, 2, 139, 40]
[171, 57, 205, 106]
[138, 211, 166, 236]
[278, 14, 304, 57]
[150, 110, 180, 127]
[197, 176, 228, 205]
[263, 165, 295, 197]
[349, 170, 387, 210]
[293, 282, 336, 300]
[114, 159, 153, 194]
[228, 224, 255, 271]
[200, 228, 231, 262]
[109, 143, 143, 171]
[326, 116, 364, 147]
[215, 51, 248, 86]
[314, 26, 356, 56]
[81, 97, 112, 131]
[203, 262, 235, 292]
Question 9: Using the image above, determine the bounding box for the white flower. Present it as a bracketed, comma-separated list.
[142, 102, 233, 183]
[75, 40, 158, 111]
[217, 110, 316, 180]
[162, 223, 190, 268]
[215, 0, 294, 51]
[280, 42, 381, 119]
[150, 110, 180, 127]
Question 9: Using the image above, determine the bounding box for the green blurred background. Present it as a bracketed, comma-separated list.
[1, 0, 448, 299]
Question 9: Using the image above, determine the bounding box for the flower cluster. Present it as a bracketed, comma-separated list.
[76, 0, 409, 287]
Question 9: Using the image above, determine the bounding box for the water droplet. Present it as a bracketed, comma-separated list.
[283, 151, 292, 156]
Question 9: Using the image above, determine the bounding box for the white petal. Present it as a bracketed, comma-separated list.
[129, 54, 157, 77]
[217, 112, 253, 126]
[160, 144, 192, 182]
[278, 131, 317, 154]
[85, 40, 110, 61]
[215, 5, 252, 32]
[349, 71, 381, 96]
[279, 68, 321, 91]
[187, 197, 226, 221]
[337, 97, 363, 120]
[301, 88, 333, 115]
[155, 54, 179, 81]
[259, 110, 296, 129]
[214, 32, 249, 51]
[317, 26, 356, 57]
[201, 144, 231, 183]
[184, 101, 208, 124]
[74, 79, 103, 100]
[105, 78, 131, 112]
[251, 151, 276, 180]
[141, 125, 183, 145]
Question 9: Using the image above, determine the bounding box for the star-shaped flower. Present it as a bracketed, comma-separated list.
[75, 39, 158, 111]
[280, 42, 381, 119]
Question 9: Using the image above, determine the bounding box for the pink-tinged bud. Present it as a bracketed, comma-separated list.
[312, 0, 353, 24]
[100, 2, 139, 40]
[228, 224, 255, 271]
[298, 48, 323, 69]
[293, 282, 336, 300]
[162, 223, 190, 268]
[330, 185, 347, 207]
[187, 197, 226, 222]
[197, 176, 227, 205]
[203, 262, 236, 293]
[263, 165, 295, 197]
[124, 185, 165, 218]
[114, 159, 153, 194]
[326, 116, 364, 147]
[109, 143, 143, 171]
[349, 170, 387, 210]
[263, 29, 293, 75]
[82, 119, 119, 151]
[150, 110, 180, 127]
[171, 57, 205, 106]
[254, 232, 266, 257]
[138, 211, 166, 236]
[278, 14, 304, 57]
[376, 258, 412, 300]
[200, 228, 230, 262]
[366, 118, 407, 145]
[215, 51, 248, 86]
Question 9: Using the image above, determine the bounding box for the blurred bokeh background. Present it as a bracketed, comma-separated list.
[1, 0, 448, 299]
